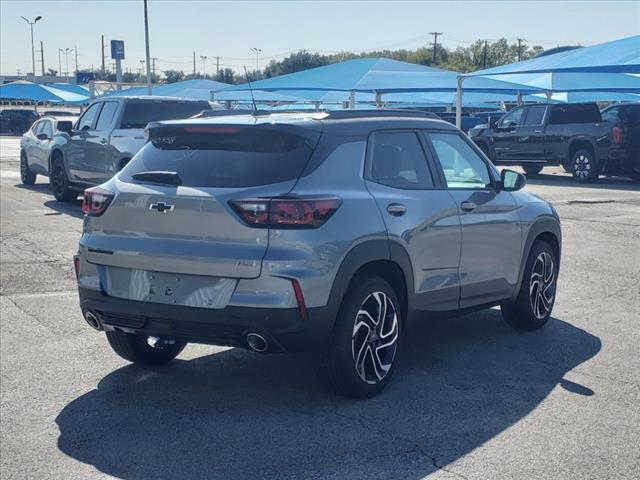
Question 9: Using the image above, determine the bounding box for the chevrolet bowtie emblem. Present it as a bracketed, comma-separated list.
[149, 202, 175, 213]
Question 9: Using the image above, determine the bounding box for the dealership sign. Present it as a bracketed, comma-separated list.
[110, 40, 125, 60]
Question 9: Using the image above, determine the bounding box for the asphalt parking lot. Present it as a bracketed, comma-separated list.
[1, 135, 639, 480]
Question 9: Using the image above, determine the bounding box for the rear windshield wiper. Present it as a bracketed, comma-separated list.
[131, 171, 182, 186]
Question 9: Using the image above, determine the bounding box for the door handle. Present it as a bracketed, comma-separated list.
[386, 203, 406, 216]
[460, 201, 477, 212]
[534, 130, 543, 133]
[100, 138, 108, 144]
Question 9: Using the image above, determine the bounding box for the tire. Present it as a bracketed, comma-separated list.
[570, 148, 600, 183]
[501, 240, 557, 330]
[20, 151, 36, 185]
[49, 155, 77, 202]
[106, 331, 186, 365]
[313, 275, 402, 399]
[522, 164, 543, 176]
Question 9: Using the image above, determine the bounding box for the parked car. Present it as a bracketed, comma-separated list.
[600, 102, 640, 181]
[37, 96, 210, 201]
[0, 109, 39, 135]
[43, 110, 75, 117]
[469, 103, 629, 183]
[75, 110, 561, 398]
[20, 115, 78, 185]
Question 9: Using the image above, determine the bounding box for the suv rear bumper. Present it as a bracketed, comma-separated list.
[79, 288, 335, 353]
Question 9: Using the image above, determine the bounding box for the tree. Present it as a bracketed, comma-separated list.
[163, 69, 185, 83]
[215, 68, 236, 84]
[46, 68, 58, 76]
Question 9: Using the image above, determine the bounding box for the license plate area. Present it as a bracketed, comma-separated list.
[97, 266, 237, 309]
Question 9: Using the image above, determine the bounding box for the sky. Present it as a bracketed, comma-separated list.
[1, 0, 639, 76]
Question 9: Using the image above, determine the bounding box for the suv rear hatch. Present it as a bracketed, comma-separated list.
[82, 121, 321, 281]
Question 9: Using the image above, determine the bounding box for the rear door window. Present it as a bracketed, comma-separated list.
[120, 127, 314, 188]
[95, 101, 119, 130]
[119, 101, 209, 129]
[524, 106, 546, 126]
[368, 132, 435, 189]
[549, 104, 602, 124]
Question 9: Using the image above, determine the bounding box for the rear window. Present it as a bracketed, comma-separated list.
[549, 104, 602, 124]
[119, 101, 209, 129]
[120, 127, 314, 188]
[622, 105, 640, 122]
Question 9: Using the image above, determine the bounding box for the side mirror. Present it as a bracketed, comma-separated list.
[499, 169, 526, 192]
[36, 133, 50, 141]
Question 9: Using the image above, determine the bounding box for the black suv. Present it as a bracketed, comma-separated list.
[0, 109, 39, 135]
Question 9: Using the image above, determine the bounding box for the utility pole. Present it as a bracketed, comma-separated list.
[517, 38, 524, 62]
[74, 46, 78, 74]
[250, 47, 261, 71]
[101, 34, 106, 73]
[151, 57, 158, 76]
[429, 32, 442, 63]
[193, 51, 196, 76]
[200, 55, 207, 76]
[58, 49, 62, 76]
[143, 0, 152, 94]
[40, 41, 45, 75]
[216, 56, 220, 77]
[21, 16, 43, 76]
[482, 40, 488, 68]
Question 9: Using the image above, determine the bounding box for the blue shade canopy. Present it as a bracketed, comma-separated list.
[531, 91, 640, 103]
[484, 72, 640, 93]
[109, 79, 230, 100]
[213, 89, 304, 102]
[47, 83, 90, 96]
[221, 58, 543, 94]
[0, 81, 89, 104]
[470, 36, 640, 76]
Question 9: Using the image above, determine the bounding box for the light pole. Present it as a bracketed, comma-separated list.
[143, 0, 152, 94]
[20, 15, 42, 76]
[200, 55, 207, 77]
[59, 48, 71, 76]
[250, 47, 262, 71]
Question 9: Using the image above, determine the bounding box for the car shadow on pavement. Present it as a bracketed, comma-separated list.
[13, 183, 83, 219]
[56, 310, 600, 480]
[525, 173, 640, 192]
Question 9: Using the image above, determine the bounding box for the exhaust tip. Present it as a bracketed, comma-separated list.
[84, 311, 102, 331]
[246, 332, 268, 353]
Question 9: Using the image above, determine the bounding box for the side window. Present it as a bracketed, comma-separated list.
[77, 103, 102, 131]
[31, 120, 44, 134]
[369, 132, 435, 189]
[429, 132, 491, 189]
[524, 106, 546, 126]
[601, 107, 620, 122]
[499, 108, 526, 127]
[95, 102, 119, 130]
[41, 120, 53, 138]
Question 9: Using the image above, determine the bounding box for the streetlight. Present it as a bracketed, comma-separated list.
[250, 47, 262, 71]
[59, 48, 71, 76]
[200, 55, 207, 77]
[20, 15, 42, 76]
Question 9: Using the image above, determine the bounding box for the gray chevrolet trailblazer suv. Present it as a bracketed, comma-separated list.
[75, 110, 561, 398]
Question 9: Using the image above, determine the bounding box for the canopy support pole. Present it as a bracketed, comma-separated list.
[348, 90, 355, 110]
[375, 91, 383, 109]
[545, 91, 553, 101]
[517, 90, 523, 105]
[455, 76, 465, 129]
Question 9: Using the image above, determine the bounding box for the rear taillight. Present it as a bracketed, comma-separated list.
[612, 126, 624, 145]
[229, 196, 341, 229]
[82, 186, 114, 216]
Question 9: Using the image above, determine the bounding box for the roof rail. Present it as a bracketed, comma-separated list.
[323, 109, 439, 120]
